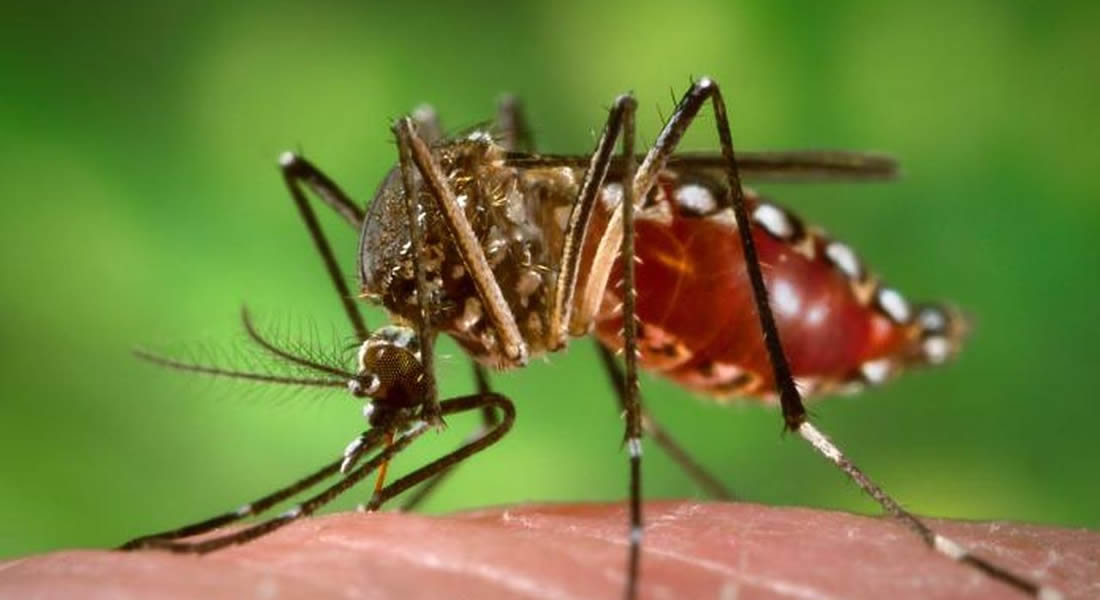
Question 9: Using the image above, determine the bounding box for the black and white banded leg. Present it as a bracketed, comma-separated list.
[541, 94, 645, 599]
[616, 96, 645, 600]
[120, 393, 513, 553]
[649, 77, 1061, 600]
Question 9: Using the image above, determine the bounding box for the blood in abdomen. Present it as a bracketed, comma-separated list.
[594, 215, 909, 398]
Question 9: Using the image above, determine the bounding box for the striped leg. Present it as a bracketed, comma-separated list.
[119, 393, 512, 553]
[797, 421, 1062, 599]
[118, 428, 386, 552]
[650, 77, 1060, 599]
[611, 95, 643, 600]
[543, 94, 643, 599]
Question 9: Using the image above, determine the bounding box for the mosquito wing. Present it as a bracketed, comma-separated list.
[504, 150, 898, 182]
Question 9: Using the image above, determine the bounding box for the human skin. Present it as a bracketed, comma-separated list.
[1, 501, 1095, 600]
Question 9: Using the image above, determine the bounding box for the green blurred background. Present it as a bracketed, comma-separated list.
[2, 2, 1097, 558]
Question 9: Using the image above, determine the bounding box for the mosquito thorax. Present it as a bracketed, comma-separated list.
[358, 134, 599, 368]
[348, 325, 428, 428]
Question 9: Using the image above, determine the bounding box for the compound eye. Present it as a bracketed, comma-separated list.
[347, 374, 381, 398]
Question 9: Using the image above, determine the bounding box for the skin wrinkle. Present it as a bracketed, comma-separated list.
[320, 529, 586, 600]
[0, 559, 26, 574]
[439, 512, 627, 584]
[233, 568, 337, 600]
[640, 501, 703, 531]
[485, 504, 840, 600]
[326, 536, 570, 600]
[952, 523, 1059, 575]
[637, 545, 840, 600]
[228, 552, 351, 598]
[558, 534, 834, 600]
[729, 502, 761, 600]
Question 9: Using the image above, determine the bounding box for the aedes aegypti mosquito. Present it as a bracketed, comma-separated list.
[121, 79, 1062, 599]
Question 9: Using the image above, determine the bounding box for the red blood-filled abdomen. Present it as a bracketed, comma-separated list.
[594, 210, 909, 399]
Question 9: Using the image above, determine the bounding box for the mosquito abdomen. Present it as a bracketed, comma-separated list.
[594, 175, 967, 400]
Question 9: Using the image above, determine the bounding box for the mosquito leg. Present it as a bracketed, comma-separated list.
[495, 94, 536, 153]
[594, 343, 735, 500]
[133, 428, 424, 553]
[797, 421, 1061, 598]
[613, 94, 646, 600]
[638, 78, 1058, 599]
[542, 94, 643, 598]
[279, 153, 369, 341]
[125, 393, 507, 553]
[392, 119, 441, 417]
[398, 364, 500, 512]
[547, 95, 637, 349]
[392, 117, 528, 369]
[118, 429, 385, 550]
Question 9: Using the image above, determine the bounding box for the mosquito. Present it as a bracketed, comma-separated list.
[120, 78, 1061, 599]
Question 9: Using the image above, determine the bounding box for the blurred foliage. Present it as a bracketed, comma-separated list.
[2, 1, 1098, 558]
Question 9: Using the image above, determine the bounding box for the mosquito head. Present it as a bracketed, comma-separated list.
[347, 325, 428, 428]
